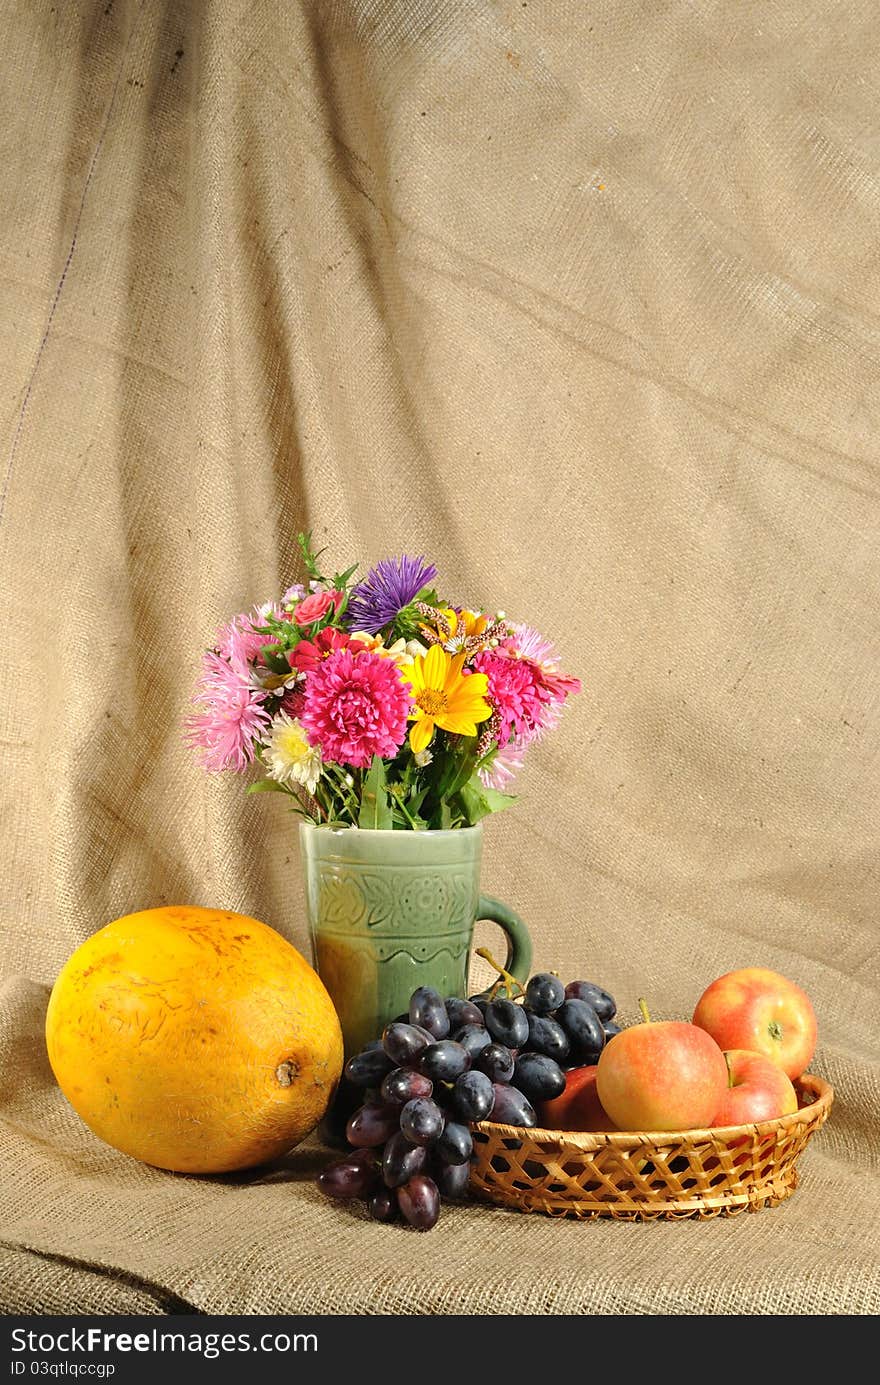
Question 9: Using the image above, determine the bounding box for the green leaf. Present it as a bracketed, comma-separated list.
[459, 774, 517, 825]
[297, 530, 327, 582]
[333, 562, 359, 588]
[439, 799, 453, 830]
[247, 779, 292, 795]
[260, 644, 292, 674]
[437, 742, 478, 800]
[359, 756, 392, 830]
[406, 786, 428, 817]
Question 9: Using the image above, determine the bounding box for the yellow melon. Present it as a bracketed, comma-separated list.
[45, 904, 343, 1173]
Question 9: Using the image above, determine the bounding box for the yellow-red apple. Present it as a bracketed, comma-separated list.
[536, 1065, 618, 1131]
[595, 1013, 728, 1132]
[712, 1049, 799, 1127]
[693, 968, 817, 1080]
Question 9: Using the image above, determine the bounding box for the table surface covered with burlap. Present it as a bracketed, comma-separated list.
[1, 0, 878, 1316]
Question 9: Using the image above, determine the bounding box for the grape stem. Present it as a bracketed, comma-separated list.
[475, 946, 526, 1001]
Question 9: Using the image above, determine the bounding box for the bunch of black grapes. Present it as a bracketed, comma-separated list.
[317, 973, 618, 1231]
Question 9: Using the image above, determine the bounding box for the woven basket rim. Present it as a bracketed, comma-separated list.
[474, 1071, 833, 1151]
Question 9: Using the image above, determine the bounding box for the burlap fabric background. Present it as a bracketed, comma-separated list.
[1, 0, 878, 1315]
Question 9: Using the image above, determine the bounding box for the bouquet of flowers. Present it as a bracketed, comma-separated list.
[185, 534, 580, 829]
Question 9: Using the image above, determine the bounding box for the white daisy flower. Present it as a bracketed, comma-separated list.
[263, 712, 322, 794]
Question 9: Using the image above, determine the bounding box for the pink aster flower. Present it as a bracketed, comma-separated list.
[300, 648, 409, 768]
[503, 622, 558, 666]
[498, 623, 582, 708]
[471, 649, 559, 748]
[185, 651, 271, 772]
[479, 744, 526, 791]
[216, 603, 279, 669]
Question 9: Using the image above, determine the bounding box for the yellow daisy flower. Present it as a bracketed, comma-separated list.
[402, 645, 492, 754]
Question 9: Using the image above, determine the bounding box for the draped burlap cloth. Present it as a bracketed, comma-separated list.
[1, 0, 878, 1315]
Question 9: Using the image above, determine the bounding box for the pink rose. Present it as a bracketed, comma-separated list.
[293, 589, 344, 626]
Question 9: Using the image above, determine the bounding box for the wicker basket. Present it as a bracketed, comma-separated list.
[470, 1073, 833, 1220]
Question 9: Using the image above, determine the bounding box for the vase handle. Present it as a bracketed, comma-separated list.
[475, 895, 532, 986]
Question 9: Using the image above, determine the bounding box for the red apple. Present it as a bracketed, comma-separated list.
[536, 1065, 618, 1132]
[693, 967, 817, 1080]
[595, 1010, 728, 1131]
[712, 1049, 799, 1127]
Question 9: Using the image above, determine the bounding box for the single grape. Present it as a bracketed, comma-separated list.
[383, 1021, 432, 1066]
[475, 1042, 515, 1083]
[513, 1053, 566, 1102]
[397, 1173, 440, 1230]
[452, 1023, 492, 1060]
[368, 1187, 398, 1222]
[345, 1103, 400, 1148]
[344, 1046, 394, 1087]
[556, 998, 605, 1063]
[484, 998, 530, 1049]
[436, 1160, 471, 1201]
[604, 1020, 622, 1040]
[400, 1096, 445, 1146]
[525, 972, 565, 1015]
[409, 985, 451, 1039]
[380, 1067, 434, 1106]
[382, 1130, 428, 1187]
[317, 1154, 379, 1200]
[347, 1146, 379, 1167]
[418, 1039, 472, 1083]
[436, 1120, 473, 1166]
[525, 1012, 571, 1063]
[564, 980, 616, 1022]
[467, 993, 491, 1016]
[452, 1069, 495, 1122]
[489, 1083, 537, 1127]
[446, 997, 485, 1029]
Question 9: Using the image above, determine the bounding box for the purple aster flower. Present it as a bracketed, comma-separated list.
[344, 554, 438, 634]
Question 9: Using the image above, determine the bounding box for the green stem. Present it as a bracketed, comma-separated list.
[394, 795, 420, 830]
[638, 998, 651, 1024]
[324, 763, 358, 817]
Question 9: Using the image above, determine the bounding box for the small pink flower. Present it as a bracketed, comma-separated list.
[280, 684, 306, 720]
[300, 647, 409, 768]
[293, 589, 344, 626]
[539, 668, 582, 699]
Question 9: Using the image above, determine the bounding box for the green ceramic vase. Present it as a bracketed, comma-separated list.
[300, 821, 532, 1057]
